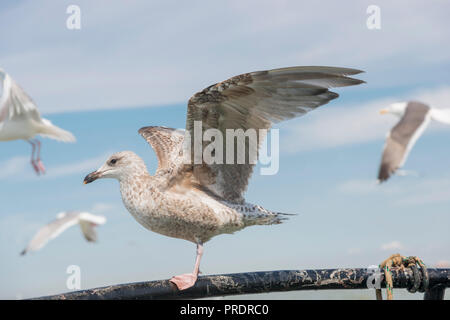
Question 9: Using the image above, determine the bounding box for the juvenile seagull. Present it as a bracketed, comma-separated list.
[0, 69, 76, 175]
[21, 211, 106, 255]
[378, 101, 450, 182]
[83, 66, 364, 290]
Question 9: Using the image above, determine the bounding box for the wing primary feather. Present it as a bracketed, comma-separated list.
[186, 66, 365, 201]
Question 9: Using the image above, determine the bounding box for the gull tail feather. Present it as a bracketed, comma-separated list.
[242, 206, 297, 226]
[39, 119, 76, 142]
[270, 211, 297, 224]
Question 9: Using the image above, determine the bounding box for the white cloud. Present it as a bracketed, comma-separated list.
[90, 202, 117, 214]
[336, 176, 450, 206]
[0, 156, 29, 179]
[0, 153, 109, 181]
[0, 214, 43, 247]
[1, 1, 449, 113]
[347, 248, 362, 255]
[283, 86, 450, 153]
[43, 153, 108, 179]
[336, 179, 400, 195]
[381, 241, 404, 251]
[394, 178, 450, 206]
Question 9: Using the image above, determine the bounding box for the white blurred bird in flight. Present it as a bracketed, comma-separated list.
[378, 101, 450, 182]
[0, 69, 76, 175]
[21, 211, 107, 255]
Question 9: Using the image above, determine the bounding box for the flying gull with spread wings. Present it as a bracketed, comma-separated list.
[83, 66, 364, 290]
[377, 101, 450, 182]
[21, 211, 106, 255]
[0, 69, 76, 175]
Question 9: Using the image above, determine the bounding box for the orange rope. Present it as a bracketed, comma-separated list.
[376, 253, 428, 300]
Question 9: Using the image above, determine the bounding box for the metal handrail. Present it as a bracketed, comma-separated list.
[34, 267, 449, 300]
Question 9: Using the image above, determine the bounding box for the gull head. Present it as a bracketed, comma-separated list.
[379, 102, 407, 117]
[83, 151, 146, 184]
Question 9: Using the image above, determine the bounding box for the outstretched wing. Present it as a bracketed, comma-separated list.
[378, 102, 431, 182]
[0, 71, 41, 124]
[186, 66, 365, 202]
[430, 108, 450, 125]
[78, 221, 98, 242]
[377, 134, 407, 182]
[21, 212, 106, 255]
[21, 212, 81, 255]
[138, 126, 186, 175]
[78, 212, 106, 242]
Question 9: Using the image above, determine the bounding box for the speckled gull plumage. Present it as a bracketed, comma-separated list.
[84, 66, 365, 290]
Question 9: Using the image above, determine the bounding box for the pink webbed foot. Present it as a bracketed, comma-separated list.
[36, 159, 46, 175]
[170, 273, 198, 290]
[28, 139, 45, 175]
[31, 160, 41, 175]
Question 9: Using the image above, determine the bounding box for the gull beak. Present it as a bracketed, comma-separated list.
[379, 108, 389, 115]
[83, 171, 101, 184]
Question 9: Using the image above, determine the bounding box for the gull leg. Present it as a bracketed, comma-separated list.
[28, 140, 40, 175]
[35, 139, 46, 174]
[170, 242, 203, 290]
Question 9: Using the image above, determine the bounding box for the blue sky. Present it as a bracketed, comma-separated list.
[0, 0, 449, 299]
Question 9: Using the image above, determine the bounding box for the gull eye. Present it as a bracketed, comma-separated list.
[109, 158, 118, 165]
